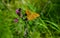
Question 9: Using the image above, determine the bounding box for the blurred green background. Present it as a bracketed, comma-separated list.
[0, 0, 60, 38]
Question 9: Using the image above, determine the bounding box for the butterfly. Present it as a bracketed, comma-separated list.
[26, 10, 40, 20]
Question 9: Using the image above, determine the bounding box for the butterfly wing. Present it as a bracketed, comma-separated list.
[26, 10, 31, 16]
[26, 10, 40, 20]
[27, 13, 40, 20]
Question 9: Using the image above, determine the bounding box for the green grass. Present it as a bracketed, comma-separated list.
[0, 0, 60, 38]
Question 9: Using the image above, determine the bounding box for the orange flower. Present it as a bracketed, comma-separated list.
[26, 10, 40, 20]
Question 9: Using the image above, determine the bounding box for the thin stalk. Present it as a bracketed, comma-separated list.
[24, 20, 28, 38]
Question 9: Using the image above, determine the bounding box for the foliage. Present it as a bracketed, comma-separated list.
[0, 0, 60, 38]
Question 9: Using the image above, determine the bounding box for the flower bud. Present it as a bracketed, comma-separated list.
[16, 8, 21, 17]
[14, 18, 18, 23]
